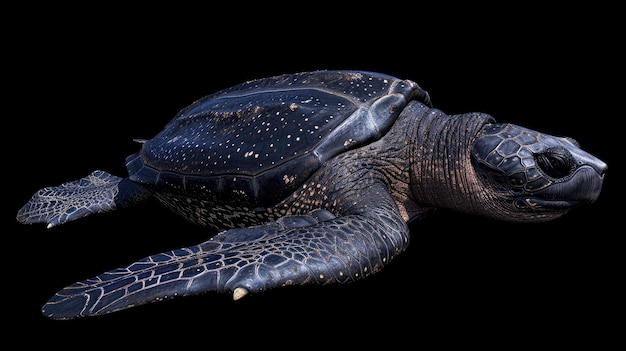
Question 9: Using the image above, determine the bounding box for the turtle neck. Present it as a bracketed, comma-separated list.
[405, 101, 496, 214]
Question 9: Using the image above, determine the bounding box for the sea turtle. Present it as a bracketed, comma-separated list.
[17, 70, 607, 320]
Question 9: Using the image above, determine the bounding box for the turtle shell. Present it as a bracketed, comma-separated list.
[125, 70, 430, 206]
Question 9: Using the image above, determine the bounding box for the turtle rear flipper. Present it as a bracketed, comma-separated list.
[16, 170, 152, 228]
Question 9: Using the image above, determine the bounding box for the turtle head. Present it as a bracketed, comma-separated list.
[470, 123, 607, 222]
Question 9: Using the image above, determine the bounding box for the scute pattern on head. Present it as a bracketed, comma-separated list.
[468, 123, 606, 222]
[472, 124, 595, 193]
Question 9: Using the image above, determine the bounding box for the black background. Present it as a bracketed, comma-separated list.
[5, 5, 620, 348]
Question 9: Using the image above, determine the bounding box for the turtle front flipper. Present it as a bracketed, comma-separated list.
[16, 170, 152, 228]
[42, 200, 410, 319]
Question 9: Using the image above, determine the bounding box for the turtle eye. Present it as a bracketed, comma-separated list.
[534, 146, 575, 179]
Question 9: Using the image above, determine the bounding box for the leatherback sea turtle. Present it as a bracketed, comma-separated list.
[17, 70, 607, 319]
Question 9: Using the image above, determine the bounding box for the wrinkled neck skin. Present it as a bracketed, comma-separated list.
[404, 101, 501, 220]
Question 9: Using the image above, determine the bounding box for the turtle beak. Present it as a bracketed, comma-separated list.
[535, 147, 607, 206]
[568, 143, 607, 203]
